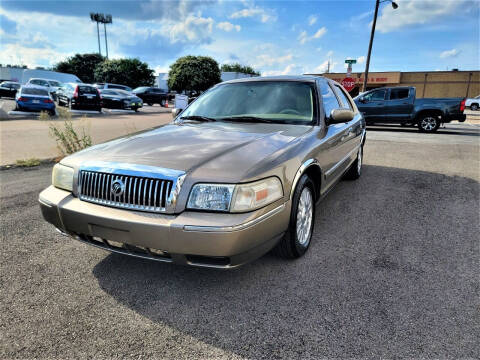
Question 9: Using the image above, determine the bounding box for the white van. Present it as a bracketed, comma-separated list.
[21, 69, 81, 85]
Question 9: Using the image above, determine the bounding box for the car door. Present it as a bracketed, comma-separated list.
[100, 90, 115, 108]
[315, 79, 352, 189]
[384, 87, 413, 122]
[357, 89, 387, 123]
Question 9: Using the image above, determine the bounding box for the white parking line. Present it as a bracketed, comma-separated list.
[105, 109, 135, 113]
[8, 111, 40, 116]
[69, 110, 103, 114]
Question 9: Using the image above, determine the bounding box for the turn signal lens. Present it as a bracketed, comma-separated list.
[231, 177, 283, 212]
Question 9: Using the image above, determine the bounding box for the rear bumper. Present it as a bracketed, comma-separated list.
[17, 101, 55, 111]
[39, 186, 289, 268]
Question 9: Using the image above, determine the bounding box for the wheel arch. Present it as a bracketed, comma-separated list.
[290, 159, 323, 202]
[415, 109, 443, 123]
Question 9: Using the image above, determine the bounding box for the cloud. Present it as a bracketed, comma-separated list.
[0, 13, 17, 34]
[357, 55, 366, 64]
[308, 15, 317, 26]
[167, 15, 214, 44]
[376, 0, 474, 33]
[255, 53, 293, 67]
[263, 63, 303, 76]
[315, 60, 330, 73]
[440, 49, 460, 58]
[298, 27, 327, 44]
[326, 50, 334, 58]
[0, 43, 71, 68]
[217, 21, 241, 32]
[230, 6, 277, 23]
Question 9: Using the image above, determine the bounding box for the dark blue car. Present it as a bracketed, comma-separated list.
[15, 86, 56, 115]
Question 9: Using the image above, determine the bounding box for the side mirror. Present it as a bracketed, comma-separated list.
[329, 109, 354, 124]
[172, 108, 182, 118]
[359, 97, 367, 103]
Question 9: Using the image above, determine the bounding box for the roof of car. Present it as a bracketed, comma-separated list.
[221, 75, 325, 85]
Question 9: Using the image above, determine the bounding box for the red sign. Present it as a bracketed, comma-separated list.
[341, 77, 356, 92]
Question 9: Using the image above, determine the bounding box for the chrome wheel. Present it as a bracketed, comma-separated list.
[296, 187, 313, 246]
[420, 116, 437, 131]
[357, 147, 363, 175]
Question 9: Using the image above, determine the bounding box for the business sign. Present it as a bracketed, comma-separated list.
[341, 77, 356, 92]
[323, 72, 401, 84]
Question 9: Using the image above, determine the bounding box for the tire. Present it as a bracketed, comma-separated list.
[418, 114, 440, 133]
[471, 103, 479, 111]
[344, 146, 363, 180]
[274, 174, 315, 259]
[134, 107, 139, 112]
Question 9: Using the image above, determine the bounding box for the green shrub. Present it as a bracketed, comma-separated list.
[16, 158, 41, 167]
[49, 118, 92, 155]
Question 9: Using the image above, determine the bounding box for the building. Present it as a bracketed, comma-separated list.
[310, 70, 479, 98]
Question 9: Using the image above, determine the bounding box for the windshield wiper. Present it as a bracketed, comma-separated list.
[180, 115, 217, 122]
[219, 116, 278, 124]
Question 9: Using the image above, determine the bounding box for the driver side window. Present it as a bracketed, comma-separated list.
[364, 90, 386, 101]
[318, 80, 340, 118]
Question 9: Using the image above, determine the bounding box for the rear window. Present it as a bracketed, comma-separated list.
[78, 86, 98, 95]
[389, 88, 409, 100]
[48, 80, 61, 87]
[22, 87, 49, 96]
[133, 87, 148, 93]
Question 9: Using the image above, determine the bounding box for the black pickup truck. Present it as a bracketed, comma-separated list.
[354, 86, 466, 132]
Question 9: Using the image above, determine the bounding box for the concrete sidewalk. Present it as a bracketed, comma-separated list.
[0, 112, 172, 166]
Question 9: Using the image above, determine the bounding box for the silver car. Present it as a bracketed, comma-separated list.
[39, 76, 366, 268]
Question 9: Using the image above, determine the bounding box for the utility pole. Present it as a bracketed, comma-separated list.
[362, 0, 398, 92]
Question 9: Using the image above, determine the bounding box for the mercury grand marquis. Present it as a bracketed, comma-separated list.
[39, 76, 366, 269]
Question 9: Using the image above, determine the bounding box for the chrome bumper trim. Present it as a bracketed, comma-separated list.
[183, 203, 286, 233]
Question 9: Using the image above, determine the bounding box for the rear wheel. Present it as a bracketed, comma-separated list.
[344, 146, 363, 180]
[471, 103, 479, 111]
[274, 174, 315, 259]
[418, 114, 440, 133]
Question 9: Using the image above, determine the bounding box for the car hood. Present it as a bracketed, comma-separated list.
[63, 121, 312, 182]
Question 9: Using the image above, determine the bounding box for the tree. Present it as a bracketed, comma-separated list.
[168, 56, 221, 93]
[53, 53, 105, 84]
[221, 63, 260, 76]
[93, 58, 155, 89]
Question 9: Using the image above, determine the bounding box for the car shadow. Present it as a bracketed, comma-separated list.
[92, 164, 479, 358]
[367, 125, 480, 136]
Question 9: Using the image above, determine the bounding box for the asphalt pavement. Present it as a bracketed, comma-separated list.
[0, 124, 479, 359]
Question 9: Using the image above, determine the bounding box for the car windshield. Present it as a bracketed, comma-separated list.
[22, 87, 49, 96]
[133, 87, 148, 93]
[48, 80, 61, 87]
[181, 81, 315, 124]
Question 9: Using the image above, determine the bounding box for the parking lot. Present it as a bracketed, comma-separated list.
[1, 123, 478, 358]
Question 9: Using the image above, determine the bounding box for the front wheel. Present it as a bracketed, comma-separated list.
[471, 103, 479, 111]
[274, 174, 315, 259]
[418, 115, 440, 133]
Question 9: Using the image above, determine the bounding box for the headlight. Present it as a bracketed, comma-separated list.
[187, 177, 283, 212]
[52, 163, 74, 191]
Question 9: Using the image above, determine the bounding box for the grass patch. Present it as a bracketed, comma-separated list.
[16, 158, 41, 167]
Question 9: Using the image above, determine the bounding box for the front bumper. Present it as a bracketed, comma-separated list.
[39, 186, 289, 268]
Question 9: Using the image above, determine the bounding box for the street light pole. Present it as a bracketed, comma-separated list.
[362, 0, 380, 93]
[104, 22, 109, 59]
[362, 0, 398, 93]
[96, 22, 101, 55]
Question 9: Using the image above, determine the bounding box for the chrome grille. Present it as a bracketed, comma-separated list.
[78, 170, 173, 212]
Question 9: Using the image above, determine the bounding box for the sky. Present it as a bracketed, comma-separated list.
[0, 0, 478, 76]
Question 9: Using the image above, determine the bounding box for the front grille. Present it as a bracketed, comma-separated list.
[78, 170, 173, 212]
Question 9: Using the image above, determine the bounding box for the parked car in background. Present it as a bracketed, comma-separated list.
[132, 87, 168, 106]
[465, 95, 480, 111]
[0, 81, 21, 98]
[93, 83, 132, 92]
[354, 86, 466, 132]
[56, 83, 102, 112]
[21, 69, 81, 86]
[15, 86, 55, 115]
[39, 75, 366, 268]
[99, 89, 143, 111]
[26, 78, 62, 100]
